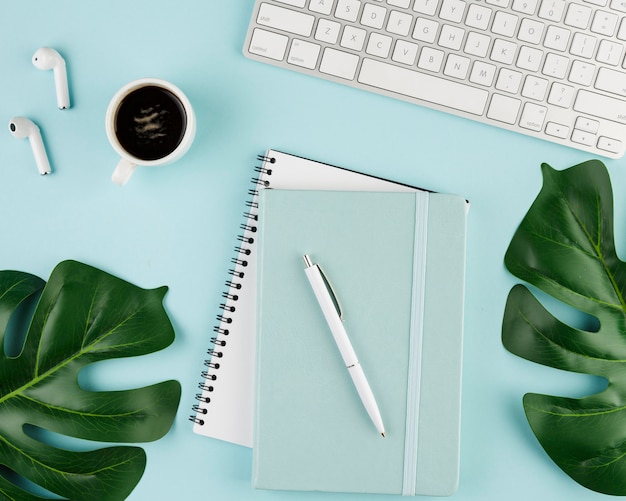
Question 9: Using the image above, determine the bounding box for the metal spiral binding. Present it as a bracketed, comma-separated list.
[189, 153, 274, 426]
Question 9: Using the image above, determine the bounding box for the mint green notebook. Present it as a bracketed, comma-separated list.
[253, 189, 468, 496]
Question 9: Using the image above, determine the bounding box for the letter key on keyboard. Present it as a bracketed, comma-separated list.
[244, 0, 626, 158]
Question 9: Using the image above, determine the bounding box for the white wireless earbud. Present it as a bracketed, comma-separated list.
[9, 117, 52, 175]
[32, 47, 70, 110]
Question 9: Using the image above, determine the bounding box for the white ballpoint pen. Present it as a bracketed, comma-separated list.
[303, 254, 386, 437]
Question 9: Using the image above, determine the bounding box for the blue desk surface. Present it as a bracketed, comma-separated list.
[1, 2, 623, 500]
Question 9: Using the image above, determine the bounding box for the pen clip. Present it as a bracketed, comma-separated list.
[317, 264, 343, 321]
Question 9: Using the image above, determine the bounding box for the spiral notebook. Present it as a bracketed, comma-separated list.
[253, 189, 468, 495]
[191, 150, 430, 447]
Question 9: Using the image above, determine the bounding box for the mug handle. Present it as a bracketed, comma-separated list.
[112, 158, 137, 186]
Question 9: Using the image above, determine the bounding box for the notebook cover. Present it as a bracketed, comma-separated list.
[192, 150, 420, 446]
[253, 189, 467, 496]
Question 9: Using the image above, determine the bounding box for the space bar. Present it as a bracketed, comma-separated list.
[358, 58, 488, 116]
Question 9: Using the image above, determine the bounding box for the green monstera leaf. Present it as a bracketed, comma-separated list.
[0, 260, 181, 500]
[502, 159, 626, 495]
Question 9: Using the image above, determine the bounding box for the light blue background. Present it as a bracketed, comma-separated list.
[1, 2, 624, 500]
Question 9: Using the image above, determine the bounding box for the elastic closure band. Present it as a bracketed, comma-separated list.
[402, 191, 429, 496]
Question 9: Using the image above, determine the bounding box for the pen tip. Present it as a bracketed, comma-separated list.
[381, 433, 386, 438]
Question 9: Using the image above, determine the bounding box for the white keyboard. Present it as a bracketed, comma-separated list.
[244, 0, 626, 159]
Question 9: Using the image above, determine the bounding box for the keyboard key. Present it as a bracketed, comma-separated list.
[570, 32, 597, 58]
[392, 40, 419, 65]
[492, 11, 519, 37]
[512, 0, 538, 14]
[574, 89, 626, 124]
[487, 0, 510, 7]
[519, 102, 547, 131]
[611, 0, 626, 12]
[361, 3, 387, 29]
[546, 122, 569, 138]
[568, 60, 595, 86]
[572, 129, 595, 146]
[591, 10, 619, 36]
[249, 28, 289, 60]
[596, 39, 623, 65]
[516, 46, 543, 71]
[598, 136, 622, 154]
[542, 53, 569, 78]
[387, 10, 413, 36]
[439, 25, 465, 50]
[575, 117, 599, 133]
[275, 0, 306, 7]
[547, 82, 574, 107]
[564, 3, 592, 29]
[366, 33, 393, 58]
[336, 0, 362, 22]
[538, 0, 566, 22]
[440, 0, 467, 22]
[341, 25, 367, 51]
[619, 18, 626, 40]
[491, 39, 517, 64]
[464, 32, 491, 57]
[358, 58, 489, 115]
[465, 4, 492, 30]
[570, 124, 595, 142]
[544, 25, 570, 50]
[487, 93, 521, 123]
[521, 75, 548, 100]
[413, 18, 439, 43]
[517, 18, 544, 44]
[496, 68, 523, 93]
[444, 54, 471, 79]
[288, 39, 321, 69]
[568, 61, 596, 87]
[469, 61, 497, 86]
[320, 48, 359, 79]
[257, 3, 314, 37]
[595, 67, 626, 97]
[418, 47, 445, 71]
[309, 0, 335, 14]
[315, 18, 341, 43]
[413, 0, 439, 15]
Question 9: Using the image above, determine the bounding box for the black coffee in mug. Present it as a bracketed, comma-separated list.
[114, 85, 187, 161]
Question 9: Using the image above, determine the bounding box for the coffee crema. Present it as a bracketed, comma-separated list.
[114, 85, 187, 161]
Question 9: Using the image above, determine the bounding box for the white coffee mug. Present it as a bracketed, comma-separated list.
[105, 78, 196, 185]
